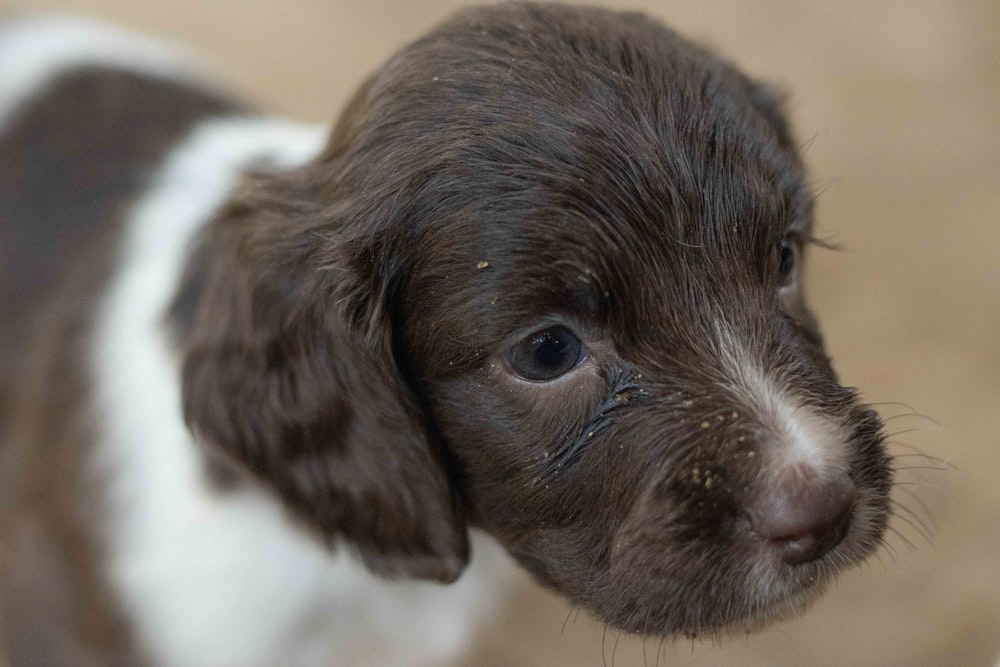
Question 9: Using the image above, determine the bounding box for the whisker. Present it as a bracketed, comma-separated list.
[602, 624, 609, 667]
[894, 503, 934, 544]
[886, 525, 917, 552]
[863, 400, 921, 411]
[808, 178, 837, 204]
[889, 442, 955, 468]
[893, 464, 948, 474]
[879, 536, 899, 559]
[890, 452, 956, 470]
[880, 412, 942, 427]
[797, 132, 820, 157]
[891, 480, 938, 487]
[891, 496, 935, 534]
[896, 486, 937, 530]
[890, 506, 933, 543]
[883, 426, 939, 439]
[894, 477, 946, 491]
[561, 604, 577, 635]
[641, 606, 652, 667]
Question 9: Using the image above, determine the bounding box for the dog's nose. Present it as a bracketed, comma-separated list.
[751, 466, 856, 565]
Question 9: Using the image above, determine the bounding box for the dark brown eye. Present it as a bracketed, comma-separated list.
[508, 325, 584, 381]
[778, 238, 796, 285]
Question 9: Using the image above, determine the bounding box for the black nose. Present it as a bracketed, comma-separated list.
[751, 467, 856, 565]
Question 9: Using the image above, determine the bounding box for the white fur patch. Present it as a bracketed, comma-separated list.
[0, 14, 220, 128]
[90, 117, 519, 667]
[715, 322, 848, 475]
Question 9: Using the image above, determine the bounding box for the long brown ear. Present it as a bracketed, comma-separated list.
[171, 169, 467, 583]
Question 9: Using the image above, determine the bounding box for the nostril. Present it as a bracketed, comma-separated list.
[751, 468, 856, 566]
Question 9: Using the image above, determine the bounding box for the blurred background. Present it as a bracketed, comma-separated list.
[12, 1, 999, 664]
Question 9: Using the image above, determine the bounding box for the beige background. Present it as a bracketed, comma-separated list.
[12, 1, 1000, 665]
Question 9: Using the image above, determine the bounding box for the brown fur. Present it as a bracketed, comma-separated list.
[0, 66, 237, 664]
[1, 3, 893, 659]
[170, 3, 891, 636]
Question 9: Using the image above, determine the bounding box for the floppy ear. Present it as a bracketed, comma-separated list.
[171, 171, 468, 583]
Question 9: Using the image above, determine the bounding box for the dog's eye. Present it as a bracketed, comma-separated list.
[508, 325, 584, 381]
[778, 238, 796, 285]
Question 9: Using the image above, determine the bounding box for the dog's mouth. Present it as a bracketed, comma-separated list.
[587, 483, 890, 638]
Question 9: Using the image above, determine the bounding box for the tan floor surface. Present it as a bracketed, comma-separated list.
[11, 1, 1000, 665]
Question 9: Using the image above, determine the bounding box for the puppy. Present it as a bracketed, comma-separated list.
[0, 4, 893, 666]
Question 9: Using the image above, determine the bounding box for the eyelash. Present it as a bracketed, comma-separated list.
[787, 229, 838, 251]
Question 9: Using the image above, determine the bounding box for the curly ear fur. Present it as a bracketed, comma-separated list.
[170, 165, 468, 583]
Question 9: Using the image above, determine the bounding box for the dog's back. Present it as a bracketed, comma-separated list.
[0, 16, 237, 419]
[0, 17, 516, 667]
[0, 17, 239, 664]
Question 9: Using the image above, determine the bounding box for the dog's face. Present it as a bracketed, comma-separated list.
[175, 4, 891, 637]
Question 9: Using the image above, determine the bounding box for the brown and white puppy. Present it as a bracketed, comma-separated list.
[0, 4, 892, 666]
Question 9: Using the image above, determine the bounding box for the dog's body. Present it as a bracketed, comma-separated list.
[0, 17, 515, 666]
[0, 6, 892, 667]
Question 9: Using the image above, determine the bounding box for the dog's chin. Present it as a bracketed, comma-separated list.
[722, 566, 833, 637]
[590, 527, 880, 640]
[597, 561, 833, 640]
[733, 582, 829, 636]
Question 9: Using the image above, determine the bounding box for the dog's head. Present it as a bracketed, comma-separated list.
[172, 3, 891, 636]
